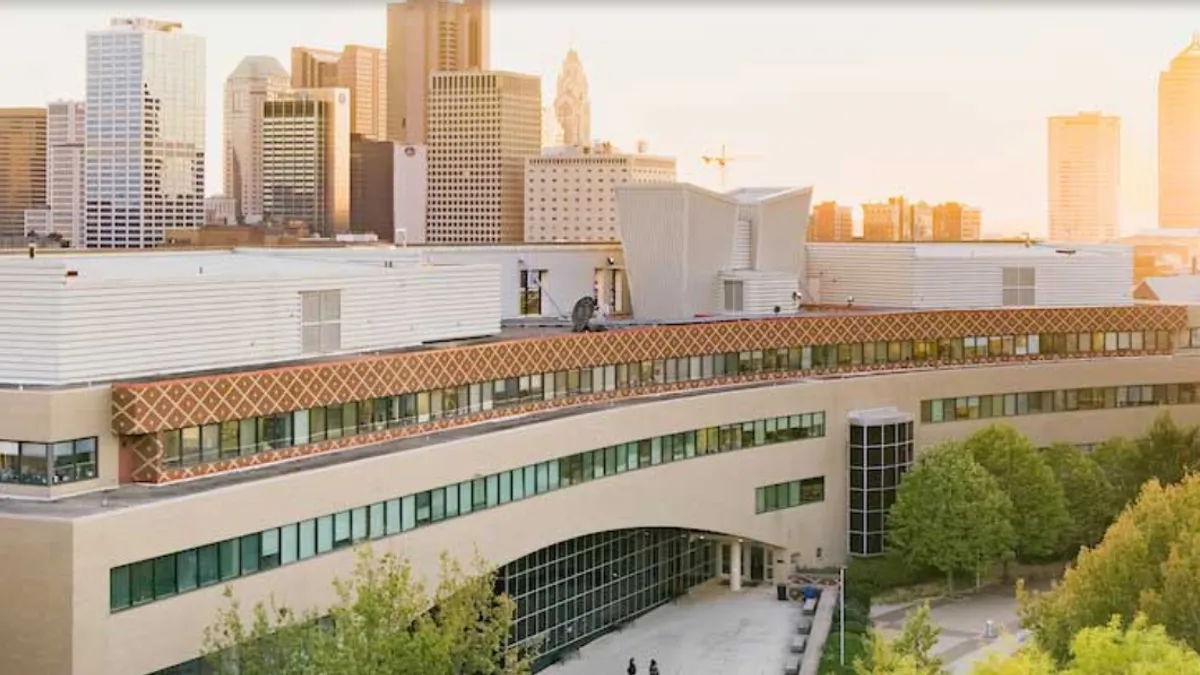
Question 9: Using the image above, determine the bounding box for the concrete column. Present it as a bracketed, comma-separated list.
[730, 540, 743, 591]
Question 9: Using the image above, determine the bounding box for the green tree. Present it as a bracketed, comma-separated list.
[1041, 443, 1119, 556]
[1089, 436, 1142, 507]
[855, 602, 943, 675]
[888, 443, 1014, 592]
[1020, 474, 1200, 662]
[1133, 413, 1200, 490]
[203, 547, 533, 675]
[964, 425, 1071, 563]
[892, 602, 943, 673]
[973, 615, 1200, 675]
[1093, 415, 1200, 509]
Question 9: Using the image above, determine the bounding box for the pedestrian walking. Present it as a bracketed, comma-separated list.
[649, 659, 660, 675]
[627, 657, 637, 675]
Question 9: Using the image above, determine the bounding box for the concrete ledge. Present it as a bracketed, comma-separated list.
[800, 588, 836, 675]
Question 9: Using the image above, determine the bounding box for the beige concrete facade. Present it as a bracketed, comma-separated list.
[2, 354, 1200, 674]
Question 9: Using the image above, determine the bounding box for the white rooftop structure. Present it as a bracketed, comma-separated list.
[0, 250, 500, 386]
[615, 182, 812, 321]
[806, 242, 1134, 309]
[1134, 275, 1200, 304]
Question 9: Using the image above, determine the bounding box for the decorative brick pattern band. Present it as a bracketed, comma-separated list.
[127, 349, 1170, 484]
[111, 305, 1187, 435]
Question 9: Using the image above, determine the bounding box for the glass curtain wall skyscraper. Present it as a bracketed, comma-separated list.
[84, 18, 205, 248]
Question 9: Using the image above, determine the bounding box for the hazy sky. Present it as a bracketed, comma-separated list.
[1, 3, 1198, 236]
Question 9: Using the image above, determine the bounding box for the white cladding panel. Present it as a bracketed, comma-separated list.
[732, 219, 752, 270]
[416, 247, 622, 319]
[807, 243, 1133, 309]
[0, 254, 502, 385]
[806, 244, 915, 307]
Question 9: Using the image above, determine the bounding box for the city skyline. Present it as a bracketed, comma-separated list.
[1, 4, 1200, 235]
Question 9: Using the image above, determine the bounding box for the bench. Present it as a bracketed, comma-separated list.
[790, 635, 808, 654]
[784, 654, 802, 675]
[802, 597, 817, 615]
[796, 616, 813, 635]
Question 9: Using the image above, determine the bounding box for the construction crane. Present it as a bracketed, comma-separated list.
[701, 144, 756, 191]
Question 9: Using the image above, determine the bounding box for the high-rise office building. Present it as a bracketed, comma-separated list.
[427, 71, 540, 243]
[0, 108, 47, 243]
[1048, 112, 1121, 243]
[293, 45, 388, 141]
[554, 48, 591, 147]
[84, 18, 205, 248]
[223, 56, 290, 225]
[932, 202, 982, 241]
[1158, 32, 1200, 229]
[262, 88, 351, 237]
[340, 46, 388, 141]
[291, 46, 341, 88]
[525, 143, 675, 243]
[350, 134, 397, 241]
[807, 201, 853, 242]
[24, 101, 85, 246]
[386, 0, 489, 144]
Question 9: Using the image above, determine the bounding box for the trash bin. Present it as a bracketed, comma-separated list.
[777, 583, 788, 601]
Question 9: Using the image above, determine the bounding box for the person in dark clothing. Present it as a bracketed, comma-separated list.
[649, 659, 660, 675]
[627, 657, 637, 675]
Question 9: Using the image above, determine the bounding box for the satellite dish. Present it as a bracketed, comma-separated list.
[571, 296, 598, 333]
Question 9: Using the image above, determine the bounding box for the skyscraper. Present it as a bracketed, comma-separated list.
[291, 46, 341, 88]
[0, 108, 46, 243]
[262, 88, 351, 236]
[223, 56, 290, 224]
[293, 45, 388, 141]
[23, 101, 85, 245]
[339, 46, 388, 140]
[1048, 112, 1120, 243]
[554, 48, 591, 147]
[1158, 32, 1200, 229]
[427, 71, 540, 243]
[386, 0, 489, 144]
[85, 18, 205, 248]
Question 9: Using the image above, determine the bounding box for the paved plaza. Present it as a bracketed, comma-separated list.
[871, 584, 1026, 674]
[545, 581, 1026, 675]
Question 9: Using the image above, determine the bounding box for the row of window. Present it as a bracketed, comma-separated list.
[921, 381, 1200, 424]
[113, 411, 827, 612]
[156, 327, 1172, 472]
[0, 437, 98, 486]
[754, 477, 826, 515]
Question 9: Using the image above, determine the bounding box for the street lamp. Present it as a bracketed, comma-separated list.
[839, 565, 846, 665]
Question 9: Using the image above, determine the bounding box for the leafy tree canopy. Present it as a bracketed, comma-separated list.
[1021, 473, 1200, 663]
[888, 443, 1014, 591]
[203, 548, 533, 675]
[963, 425, 1071, 561]
[1040, 443, 1119, 557]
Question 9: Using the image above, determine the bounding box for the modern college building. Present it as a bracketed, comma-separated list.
[2, 183, 1199, 675]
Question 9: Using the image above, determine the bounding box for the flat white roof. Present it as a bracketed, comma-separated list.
[809, 242, 1127, 259]
[0, 251, 409, 284]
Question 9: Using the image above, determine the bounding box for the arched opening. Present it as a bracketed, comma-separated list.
[496, 527, 716, 670]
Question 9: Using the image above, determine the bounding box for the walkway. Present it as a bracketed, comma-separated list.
[545, 583, 797, 675]
[870, 584, 1027, 674]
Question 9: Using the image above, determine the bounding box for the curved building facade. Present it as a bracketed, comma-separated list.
[3, 296, 1200, 674]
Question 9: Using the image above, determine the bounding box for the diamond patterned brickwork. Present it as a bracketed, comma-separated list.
[127, 372, 796, 483]
[111, 305, 1188, 435]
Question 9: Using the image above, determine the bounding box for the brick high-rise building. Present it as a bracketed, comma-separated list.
[807, 201, 853, 242]
[932, 202, 982, 241]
